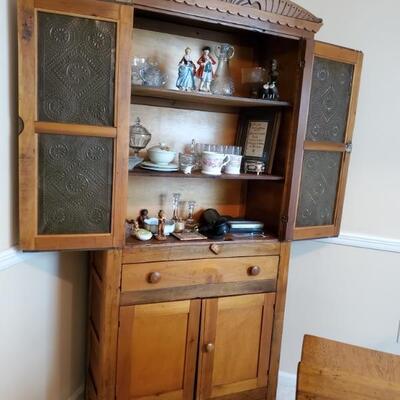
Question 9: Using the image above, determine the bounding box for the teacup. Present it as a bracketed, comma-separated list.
[201, 151, 230, 176]
[224, 154, 243, 175]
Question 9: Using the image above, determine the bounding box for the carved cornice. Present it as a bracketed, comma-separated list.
[157, 0, 323, 33]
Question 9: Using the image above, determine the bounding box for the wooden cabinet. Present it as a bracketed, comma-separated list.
[88, 243, 290, 400]
[17, 1, 364, 400]
[17, 0, 363, 252]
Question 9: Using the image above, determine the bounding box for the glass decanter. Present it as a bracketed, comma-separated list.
[210, 43, 235, 96]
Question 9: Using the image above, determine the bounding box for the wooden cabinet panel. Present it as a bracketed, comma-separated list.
[197, 293, 276, 400]
[17, 0, 132, 250]
[121, 256, 279, 292]
[290, 42, 363, 240]
[117, 300, 201, 400]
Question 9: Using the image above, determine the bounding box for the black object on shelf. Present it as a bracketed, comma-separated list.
[198, 209, 229, 240]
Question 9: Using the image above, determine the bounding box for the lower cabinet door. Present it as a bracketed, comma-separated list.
[197, 293, 276, 400]
[117, 300, 201, 400]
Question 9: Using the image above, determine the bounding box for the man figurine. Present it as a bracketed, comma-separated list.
[156, 210, 167, 241]
[196, 46, 216, 92]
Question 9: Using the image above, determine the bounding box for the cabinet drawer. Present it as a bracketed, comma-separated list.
[122, 241, 281, 264]
[121, 256, 279, 293]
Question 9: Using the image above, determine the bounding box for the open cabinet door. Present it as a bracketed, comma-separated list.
[291, 42, 363, 240]
[18, 0, 132, 250]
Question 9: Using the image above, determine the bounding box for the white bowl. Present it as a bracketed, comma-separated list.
[144, 218, 175, 235]
[148, 147, 176, 165]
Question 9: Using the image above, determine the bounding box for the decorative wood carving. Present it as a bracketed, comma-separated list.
[132, 0, 323, 33]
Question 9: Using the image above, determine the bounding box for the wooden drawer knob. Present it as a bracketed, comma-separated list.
[248, 266, 261, 276]
[147, 272, 161, 284]
[205, 342, 215, 353]
[210, 244, 221, 255]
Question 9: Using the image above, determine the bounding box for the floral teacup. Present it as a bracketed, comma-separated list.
[201, 151, 230, 176]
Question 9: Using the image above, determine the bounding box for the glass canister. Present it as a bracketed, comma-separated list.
[128, 117, 152, 169]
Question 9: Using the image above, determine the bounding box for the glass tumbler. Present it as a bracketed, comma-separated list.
[179, 153, 197, 174]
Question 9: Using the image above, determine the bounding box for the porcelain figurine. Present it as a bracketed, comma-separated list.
[197, 46, 216, 92]
[137, 209, 149, 229]
[176, 47, 196, 91]
[261, 59, 280, 100]
[156, 210, 167, 241]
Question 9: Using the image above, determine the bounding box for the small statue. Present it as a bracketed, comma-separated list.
[156, 209, 167, 241]
[261, 81, 279, 100]
[176, 47, 196, 91]
[261, 59, 280, 100]
[125, 218, 135, 236]
[137, 209, 148, 229]
[197, 46, 216, 92]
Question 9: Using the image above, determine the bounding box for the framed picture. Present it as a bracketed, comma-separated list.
[236, 109, 282, 174]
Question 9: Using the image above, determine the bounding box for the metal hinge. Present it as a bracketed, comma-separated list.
[299, 60, 305, 69]
[281, 215, 288, 225]
[345, 142, 353, 154]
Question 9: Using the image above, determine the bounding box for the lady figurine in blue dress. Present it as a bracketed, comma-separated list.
[176, 47, 196, 91]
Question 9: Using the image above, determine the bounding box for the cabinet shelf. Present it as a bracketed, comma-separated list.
[125, 233, 279, 249]
[131, 85, 291, 112]
[130, 168, 284, 181]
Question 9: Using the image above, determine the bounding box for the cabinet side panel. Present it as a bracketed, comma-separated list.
[267, 242, 291, 400]
[87, 250, 122, 400]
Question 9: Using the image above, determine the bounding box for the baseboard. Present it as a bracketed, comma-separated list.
[67, 384, 85, 400]
[317, 233, 400, 254]
[277, 371, 296, 400]
[0, 246, 36, 272]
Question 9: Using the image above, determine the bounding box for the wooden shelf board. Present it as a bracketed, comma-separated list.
[124, 233, 279, 249]
[132, 85, 291, 111]
[130, 168, 284, 181]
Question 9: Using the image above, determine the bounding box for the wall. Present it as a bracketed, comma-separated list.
[280, 0, 400, 380]
[0, 1, 88, 399]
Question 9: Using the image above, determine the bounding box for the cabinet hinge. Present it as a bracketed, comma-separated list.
[345, 142, 353, 154]
[299, 60, 305, 69]
[280, 215, 288, 225]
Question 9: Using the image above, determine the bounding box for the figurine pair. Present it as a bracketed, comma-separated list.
[261, 59, 280, 100]
[176, 46, 216, 92]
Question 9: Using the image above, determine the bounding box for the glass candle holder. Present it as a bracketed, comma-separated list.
[185, 200, 197, 232]
[172, 193, 181, 221]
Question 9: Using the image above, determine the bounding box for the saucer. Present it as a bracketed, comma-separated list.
[140, 161, 179, 172]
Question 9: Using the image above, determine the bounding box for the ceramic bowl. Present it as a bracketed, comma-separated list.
[144, 218, 175, 235]
[148, 146, 176, 165]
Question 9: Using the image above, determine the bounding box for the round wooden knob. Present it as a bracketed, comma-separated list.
[205, 343, 215, 353]
[147, 272, 161, 284]
[248, 266, 261, 276]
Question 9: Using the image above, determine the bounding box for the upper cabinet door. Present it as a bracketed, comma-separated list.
[18, 0, 132, 250]
[291, 42, 363, 240]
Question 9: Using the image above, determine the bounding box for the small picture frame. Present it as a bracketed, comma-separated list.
[236, 109, 281, 174]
